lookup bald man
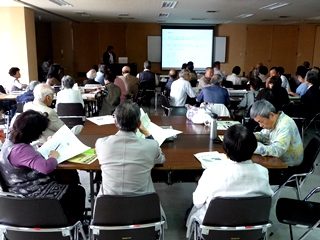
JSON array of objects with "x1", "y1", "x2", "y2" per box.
[
  {"x1": 165, "y1": 69, "x2": 177, "y2": 90},
  {"x1": 118, "y1": 66, "x2": 139, "y2": 98}
]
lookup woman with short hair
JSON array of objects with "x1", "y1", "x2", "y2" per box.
[{"x1": 56, "y1": 75, "x2": 84, "y2": 108}]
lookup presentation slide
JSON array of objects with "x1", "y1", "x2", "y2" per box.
[{"x1": 161, "y1": 27, "x2": 214, "y2": 70}]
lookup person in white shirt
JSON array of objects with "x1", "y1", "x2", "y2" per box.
[
  {"x1": 186, "y1": 124, "x2": 273, "y2": 238},
  {"x1": 56, "y1": 75, "x2": 84, "y2": 108},
  {"x1": 213, "y1": 61, "x2": 226, "y2": 79},
  {"x1": 7, "y1": 67, "x2": 27, "y2": 93},
  {"x1": 226, "y1": 66, "x2": 242, "y2": 85},
  {"x1": 278, "y1": 66, "x2": 291, "y2": 92},
  {"x1": 258, "y1": 66, "x2": 268, "y2": 83},
  {"x1": 170, "y1": 69, "x2": 196, "y2": 106}
]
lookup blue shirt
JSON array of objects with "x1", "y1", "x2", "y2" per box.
[
  {"x1": 296, "y1": 82, "x2": 308, "y2": 97},
  {"x1": 95, "y1": 72, "x2": 105, "y2": 86},
  {"x1": 16, "y1": 90, "x2": 34, "y2": 103},
  {"x1": 165, "y1": 78, "x2": 175, "y2": 89},
  {"x1": 197, "y1": 84, "x2": 230, "y2": 106}
]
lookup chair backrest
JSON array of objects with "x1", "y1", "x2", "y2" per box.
[
  {"x1": 281, "y1": 102, "x2": 305, "y2": 118},
  {"x1": 92, "y1": 193, "x2": 161, "y2": 226},
  {"x1": 57, "y1": 103, "x2": 86, "y2": 128},
  {"x1": 169, "y1": 106, "x2": 187, "y2": 116},
  {"x1": 294, "y1": 137, "x2": 320, "y2": 174},
  {"x1": 201, "y1": 196, "x2": 272, "y2": 239},
  {"x1": 160, "y1": 94, "x2": 170, "y2": 116},
  {"x1": 206, "y1": 103, "x2": 230, "y2": 117}
]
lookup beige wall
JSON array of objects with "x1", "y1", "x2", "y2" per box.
[
  {"x1": 44, "y1": 22, "x2": 319, "y2": 80},
  {"x1": 0, "y1": 7, "x2": 37, "y2": 86}
]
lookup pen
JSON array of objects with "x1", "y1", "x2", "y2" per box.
[{"x1": 55, "y1": 143, "x2": 61, "y2": 150}]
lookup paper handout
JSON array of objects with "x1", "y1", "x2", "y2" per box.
[
  {"x1": 67, "y1": 149, "x2": 97, "y2": 165},
  {"x1": 217, "y1": 121, "x2": 241, "y2": 130},
  {"x1": 37, "y1": 125, "x2": 91, "y2": 163},
  {"x1": 87, "y1": 115, "x2": 115, "y2": 126},
  {"x1": 136, "y1": 109, "x2": 182, "y2": 146},
  {"x1": 194, "y1": 151, "x2": 227, "y2": 169}
]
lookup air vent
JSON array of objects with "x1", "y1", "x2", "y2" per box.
[
  {"x1": 279, "y1": 16, "x2": 289, "y2": 18},
  {"x1": 234, "y1": 14, "x2": 253, "y2": 19},
  {"x1": 118, "y1": 13, "x2": 129, "y2": 17},
  {"x1": 159, "y1": 13, "x2": 170, "y2": 18},
  {"x1": 191, "y1": 18, "x2": 205, "y2": 21},
  {"x1": 119, "y1": 17, "x2": 134, "y2": 20},
  {"x1": 207, "y1": 11, "x2": 218, "y2": 13},
  {"x1": 261, "y1": 19, "x2": 276, "y2": 21},
  {"x1": 161, "y1": 1, "x2": 177, "y2": 8}
]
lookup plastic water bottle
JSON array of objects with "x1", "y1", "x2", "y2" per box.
[{"x1": 210, "y1": 113, "x2": 218, "y2": 140}]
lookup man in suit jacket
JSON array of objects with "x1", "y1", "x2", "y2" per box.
[
  {"x1": 103, "y1": 45, "x2": 116, "y2": 65},
  {"x1": 95, "y1": 100, "x2": 166, "y2": 219},
  {"x1": 118, "y1": 66, "x2": 139, "y2": 98},
  {"x1": 23, "y1": 83, "x2": 64, "y2": 143}
]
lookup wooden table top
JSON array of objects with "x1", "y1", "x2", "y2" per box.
[{"x1": 58, "y1": 116, "x2": 288, "y2": 170}]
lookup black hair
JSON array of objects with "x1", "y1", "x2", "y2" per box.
[
  {"x1": 223, "y1": 124, "x2": 257, "y2": 162},
  {"x1": 232, "y1": 66, "x2": 241, "y2": 75},
  {"x1": 259, "y1": 66, "x2": 268, "y2": 75},
  {"x1": 8, "y1": 67, "x2": 20, "y2": 77},
  {"x1": 249, "y1": 76, "x2": 262, "y2": 91},
  {"x1": 10, "y1": 110, "x2": 50, "y2": 144},
  {"x1": 107, "y1": 46, "x2": 114, "y2": 51},
  {"x1": 278, "y1": 66, "x2": 285, "y2": 75},
  {"x1": 114, "y1": 100, "x2": 140, "y2": 131},
  {"x1": 296, "y1": 66, "x2": 308, "y2": 78},
  {"x1": 47, "y1": 63, "x2": 61, "y2": 80},
  {"x1": 104, "y1": 73, "x2": 116, "y2": 83}
]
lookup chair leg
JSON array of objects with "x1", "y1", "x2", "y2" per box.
[
  {"x1": 269, "y1": 223, "x2": 282, "y2": 237},
  {"x1": 289, "y1": 225, "x2": 294, "y2": 240},
  {"x1": 298, "y1": 219, "x2": 320, "y2": 240}
]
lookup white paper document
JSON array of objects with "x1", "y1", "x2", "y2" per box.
[
  {"x1": 194, "y1": 151, "x2": 227, "y2": 169},
  {"x1": 37, "y1": 125, "x2": 90, "y2": 163},
  {"x1": 217, "y1": 121, "x2": 241, "y2": 130},
  {"x1": 136, "y1": 109, "x2": 182, "y2": 146},
  {"x1": 87, "y1": 115, "x2": 115, "y2": 126}
]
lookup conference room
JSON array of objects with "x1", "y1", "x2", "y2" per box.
[{"x1": 1, "y1": 0, "x2": 320, "y2": 239}]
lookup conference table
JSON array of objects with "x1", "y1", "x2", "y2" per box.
[{"x1": 57, "y1": 116, "x2": 288, "y2": 210}]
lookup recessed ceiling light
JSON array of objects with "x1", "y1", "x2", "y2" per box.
[
  {"x1": 260, "y1": 2, "x2": 290, "y2": 10},
  {"x1": 235, "y1": 14, "x2": 253, "y2": 19},
  {"x1": 159, "y1": 13, "x2": 170, "y2": 18},
  {"x1": 49, "y1": 0, "x2": 73, "y2": 7},
  {"x1": 161, "y1": 1, "x2": 177, "y2": 8}
]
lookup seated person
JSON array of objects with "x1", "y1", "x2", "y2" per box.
[
  {"x1": 258, "y1": 65, "x2": 268, "y2": 83},
  {"x1": 56, "y1": 75, "x2": 84, "y2": 108},
  {"x1": 300, "y1": 70, "x2": 320, "y2": 120},
  {"x1": 24, "y1": 83, "x2": 65, "y2": 143},
  {"x1": 197, "y1": 74, "x2": 230, "y2": 107},
  {"x1": 0, "y1": 110, "x2": 85, "y2": 224},
  {"x1": 237, "y1": 76, "x2": 262, "y2": 114},
  {"x1": 256, "y1": 76, "x2": 289, "y2": 111},
  {"x1": 250, "y1": 100, "x2": 303, "y2": 166},
  {"x1": 46, "y1": 64, "x2": 61, "y2": 86},
  {"x1": 95, "y1": 64, "x2": 107, "y2": 86},
  {"x1": 288, "y1": 66, "x2": 308, "y2": 97},
  {"x1": 186, "y1": 124, "x2": 273, "y2": 238},
  {"x1": 226, "y1": 66, "x2": 241, "y2": 85},
  {"x1": 83, "y1": 69, "x2": 99, "y2": 86},
  {"x1": 186, "y1": 62, "x2": 197, "y2": 87},
  {"x1": 170, "y1": 69, "x2": 196, "y2": 106},
  {"x1": 7, "y1": 67, "x2": 27, "y2": 93},
  {"x1": 16, "y1": 80, "x2": 40, "y2": 103},
  {"x1": 96, "y1": 100, "x2": 166, "y2": 220},
  {"x1": 198, "y1": 67, "x2": 213, "y2": 89},
  {"x1": 137, "y1": 60, "x2": 158, "y2": 90},
  {"x1": 98, "y1": 73, "x2": 121, "y2": 116},
  {"x1": 164, "y1": 69, "x2": 177, "y2": 94}
]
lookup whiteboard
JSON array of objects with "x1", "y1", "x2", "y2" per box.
[
  {"x1": 214, "y1": 37, "x2": 226, "y2": 63},
  {"x1": 148, "y1": 36, "x2": 161, "y2": 62}
]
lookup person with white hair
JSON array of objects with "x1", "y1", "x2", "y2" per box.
[
  {"x1": 170, "y1": 69, "x2": 196, "y2": 106},
  {"x1": 56, "y1": 75, "x2": 84, "y2": 108},
  {"x1": 117, "y1": 66, "x2": 139, "y2": 99},
  {"x1": 83, "y1": 69, "x2": 99, "y2": 86},
  {"x1": 16, "y1": 80, "x2": 40, "y2": 103},
  {"x1": 23, "y1": 83, "x2": 65, "y2": 143}
]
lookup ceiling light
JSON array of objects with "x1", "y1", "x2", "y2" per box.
[
  {"x1": 222, "y1": 20, "x2": 232, "y2": 24},
  {"x1": 159, "y1": 13, "x2": 170, "y2": 18},
  {"x1": 260, "y1": 2, "x2": 290, "y2": 10},
  {"x1": 191, "y1": 18, "x2": 205, "y2": 20},
  {"x1": 118, "y1": 13, "x2": 129, "y2": 17},
  {"x1": 157, "y1": 20, "x2": 166, "y2": 23},
  {"x1": 161, "y1": 1, "x2": 177, "y2": 8},
  {"x1": 49, "y1": 0, "x2": 73, "y2": 7},
  {"x1": 74, "y1": 11, "x2": 90, "y2": 17},
  {"x1": 234, "y1": 14, "x2": 253, "y2": 19}
]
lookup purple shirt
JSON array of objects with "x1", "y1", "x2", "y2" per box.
[{"x1": 8, "y1": 143, "x2": 58, "y2": 174}]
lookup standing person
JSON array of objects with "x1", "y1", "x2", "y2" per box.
[
  {"x1": 186, "y1": 124, "x2": 273, "y2": 238},
  {"x1": 198, "y1": 67, "x2": 213, "y2": 89},
  {"x1": 56, "y1": 75, "x2": 84, "y2": 108},
  {"x1": 103, "y1": 45, "x2": 116, "y2": 65},
  {"x1": 96, "y1": 100, "x2": 166, "y2": 219},
  {"x1": 0, "y1": 110, "x2": 85, "y2": 225},
  {"x1": 137, "y1": 60, "x2": 159, "y2": 90},
  {"x1": 46, "y1": 63, "x2": 61, "y2": 86},
  {"x1": 170, "y1": 69, "x2": 196, "y2": 106},
  {"x1": 98, "y1": 73, "x2": 121, "y2": 116},
  {"x1": 7, "y1": 67, "x2": 27, "y2": 93}
]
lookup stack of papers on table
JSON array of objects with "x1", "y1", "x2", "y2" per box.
[
  {"x1": 194, "y1": 151, "x2": 227, "y2": 169},
  {"x1": 87, "y1": 115, "x2": 114, "y2": 125},
  {"x1": 67, "y1": 149, "x2": 97, "y2": 165},
  {"x1": 37, "y1": 125, "x2": 90, "y2": 164},
  {"x1": 136, "y1": 109, "x2": 182, "y2": 146},
  {"x1": 217, "y1": 121, "x2": 241, "y2": 130}
]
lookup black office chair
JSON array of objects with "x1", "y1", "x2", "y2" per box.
[
  {"x1": 273, "y1": 137, "x2": 320, "y2": 200},
  {"x1": 190, "y1": 196, "x2": 272, "y2": 240},
  {"x1": 90, "y1": 193, "x2": 165, "y2": 240},
  {"x1": 276, "y1": 186, "x2": 320, "y2": 240},
  {"x1": 57, "y1": 103, "x2": 86, "y2": 128},
  {"x1": 0, "y1": 192, "x2": 86, "y2": 240},
  {"x1": 159, "y1": 93, "x2": 187, "y2": 116}
]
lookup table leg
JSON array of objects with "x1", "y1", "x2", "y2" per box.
[{"x1": 89, "y1": 170, "x2": 95, "y2": 211}]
